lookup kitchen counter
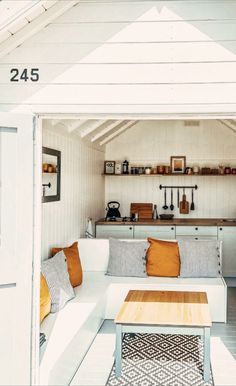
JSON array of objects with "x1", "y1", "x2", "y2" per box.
[{"x1": 95, "y1": 218, "x2": 236, "y2": 226}]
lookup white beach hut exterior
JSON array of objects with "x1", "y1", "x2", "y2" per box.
[{"x1": 1, "y1": 0, "x2": 236, "y2": 385}]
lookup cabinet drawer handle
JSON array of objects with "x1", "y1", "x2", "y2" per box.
[
  {"x1": 195, "y1": 227, "x2": 198, "y2": 231},
  {"x1": 171, "y1": 227, "x2": 174, "y2": 230},
  {"x1": 129, "y1": 227, "x2": 133, "y2": 230},
  {"x1": 195, "y1": 237, "x2": 198, "y2": 240},
  {"x1": 219, "y1": 227, "x2": 222, "y2": 231}
]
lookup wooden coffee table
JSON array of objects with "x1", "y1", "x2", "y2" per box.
[{"x1": 114, "y1": 290, "x2": 212, "y2": 381}]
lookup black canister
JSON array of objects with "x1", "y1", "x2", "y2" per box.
[{"x1": 122, "y1": 159, "x2": 129, "y2": 174}]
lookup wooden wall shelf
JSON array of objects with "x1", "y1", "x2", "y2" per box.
[{"x1": 102, "y1": 173, "x2": 236, "y2": 177}]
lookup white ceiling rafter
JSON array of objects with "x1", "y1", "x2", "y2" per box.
[
  {"x1": 100, "y1": 121, "x2": 138, "y2": 146},
  {"x1": 80, "y1": 120, "x2": 107, "y2": 138},
  {"x1": 91, "y1": 120, "x2": 124, "y2": 142},
  {"x1": 51, "y1": 119, "x2": 62, "y2": 127},
  {"x1": 219, "y1": 119, "x2": 236, "y2": 134},
  {"x1": 67, "y1": 119, "x2": 88, "y2": 133}
]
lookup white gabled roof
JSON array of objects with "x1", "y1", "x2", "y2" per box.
[
  {"x1": 0, "y1": 0, "x2": 79, "y2": 57},
  {"x1": 0, "y1": 0, "x2": 58, "y2": 43}
]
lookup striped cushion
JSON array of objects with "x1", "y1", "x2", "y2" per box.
[{"x1": 42, "y1": 251, "x2": 75, "y2": 312}]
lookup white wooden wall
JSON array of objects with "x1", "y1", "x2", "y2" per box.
[
  {"x1": 105, "y1": 119, "x2": 236, "y2": 218},
  {"x1": 1, "y1": 0, "x2": 236, "y2": 115},
  {"x1": 42, "y1": 121, "x2": 105, "y2": 259}
]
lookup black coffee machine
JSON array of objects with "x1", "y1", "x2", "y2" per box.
[{"x1": 105, "y1": 201, "x2": 121, "y2": 221}]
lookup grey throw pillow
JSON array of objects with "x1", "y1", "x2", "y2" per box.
[
  {"x1": 42, "y1": 251, "x2": 75, "y2": 313},
  {"x1": 107, "y1": 239, "x2": 148, "y2": 277},
  {"x1": 178, "y1": 239, "x2": 221, "y2": 278}
]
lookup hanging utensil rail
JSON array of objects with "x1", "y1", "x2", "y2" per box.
[{"x1": 159, "y1": 184, "x2": 198, "y2": 190}]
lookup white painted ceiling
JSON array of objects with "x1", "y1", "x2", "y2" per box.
[{"x1": 46, "y1": 119, "x2": 236, "y2": 146}]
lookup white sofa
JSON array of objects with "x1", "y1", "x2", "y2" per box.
[{"x1": 40, "y1": 238, "x2": 227, "y2": 386}]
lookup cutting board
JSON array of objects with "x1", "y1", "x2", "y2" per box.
[
  {"x1": 130, "y1": 203, "x2": 153, "y2": 219},
  {"x1": 179, "y1": 194, "x2": 189, "y2": 214}
]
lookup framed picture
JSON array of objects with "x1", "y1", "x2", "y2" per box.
[
  {"x1": 104, "y1": 161, "x2": 115, "y2": 174},
  {"x1": 170, "y1": 156, "x2": 186, "y2": 174}
]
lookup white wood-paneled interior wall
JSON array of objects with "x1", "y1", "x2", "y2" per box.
[
  {"x1": 105, "y1": 120, "x2": 236, "y2": 218},
  {"x1": 1, "y1": 0, "x2": 236, "y2": 115},
  {"x1": 42, "y1": 121, "x2": 105, "y2": 260}
]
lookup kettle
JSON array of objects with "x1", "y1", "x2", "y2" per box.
[{"x1": 106, "y1": 201, "x2": 121, "y2": 220}]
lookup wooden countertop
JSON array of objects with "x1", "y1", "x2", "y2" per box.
[{"x1": 96, "y1": 218, "x2": 236, "y2": 226}]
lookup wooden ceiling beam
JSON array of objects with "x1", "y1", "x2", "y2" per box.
[
  {"x1": 80, "y1": 120, "x2": 107, "y2": 138},
  {"x1": 100, "y1": 121, "x2": 138, "y2": 146},
  {"x1": 91, "y1": 120, "x2": 124, "y2": 142},
  {"x1": 219, "y1": 119, "x2": 236, "y2": 134},
  {"x1": 67, "y1": 119, "x2": 88, "y2": 133}
]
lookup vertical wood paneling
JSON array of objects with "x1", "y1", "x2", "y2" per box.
[
  {"x1": 42, "y1": 123, "x2": 105, "y2": 259},
  {"x1": 105, "y1": 120, "x2": 236, "y2": 218}
]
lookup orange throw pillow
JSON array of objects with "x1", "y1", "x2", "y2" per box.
[
  {"x1": 146, "y1": 238, "x2": 180, "y2": 277},
  {"x1": 40, "y1": 274, "x2": 51, "y2": 323},
  {"x1": 51, "y1": 241, "x2": 83, "y2": 287}
]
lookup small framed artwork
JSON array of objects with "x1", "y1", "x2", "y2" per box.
[
  {"x1": 104, "y1": 161, "x2": 116, "y2": 174},
  {"x1": 170, "y1": 156, "x2": 186, "y2": 174}
]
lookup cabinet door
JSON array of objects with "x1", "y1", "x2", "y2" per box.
[
  {"x1": 96, "y1": 225, "x2": 134, "y2": 239},
  {"x1": 176, "y1": 226, "x2": 217, "y2": 237},
  {"x1": 218, "y1": 227, "x2": 236, "y2": 277},
  {"x1": 176, "y1": 236, "x2": 218, "y2": 241},
  {"x1": 133, "y1": 226, "x2": 175, "y2": 239}
]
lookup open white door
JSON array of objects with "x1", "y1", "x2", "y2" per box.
[{"x1": 0, "y1": 113, "x2": 35, "y2": 385}]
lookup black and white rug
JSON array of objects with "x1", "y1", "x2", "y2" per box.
[{"x1": 107, "y1": 333, "x2": 213, "y2": 386}]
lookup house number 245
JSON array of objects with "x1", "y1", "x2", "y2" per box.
[{"x1": 10, "y1": 68, "x2": 39, "y2": 82}]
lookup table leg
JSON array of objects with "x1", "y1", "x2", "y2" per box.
[
  {"x1": 115, "y1": 324, "x2": 122, "y2": 377},
  {"x1": 203, "y1": 327, "x2": 211, "y2": 381}
]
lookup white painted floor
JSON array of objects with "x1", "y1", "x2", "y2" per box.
[
  {"x1": 70, "y1": 320, "x2": 115, "y2": 386},
  {"x1": 71, "y1": 288, "x2": 236, "y2": 386}
]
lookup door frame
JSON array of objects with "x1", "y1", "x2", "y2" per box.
[
  {"x1": 33, "y1": 111, "x2": 236, "y2": 384},
  {"x1": 31, "y1": 115, "x2": 42, "y2": 386}
]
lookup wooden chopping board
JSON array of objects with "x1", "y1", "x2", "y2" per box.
[{"x1": 130, "y1": 203, "x2": 153, "y2": 219}]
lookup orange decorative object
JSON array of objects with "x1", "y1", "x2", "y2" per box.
[
  {"x1": 40, "y1": 274, "x2": 51, "y2": 323},
  {"x1": 51, "y1": 241, "x2": 83, "y2": 287},
  {"x1": 146, "y1": 238, "x2": 180, "y2": 277}
]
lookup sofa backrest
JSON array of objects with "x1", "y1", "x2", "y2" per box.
[
  {"x1": 77, "y1": 238, "x2": 223, "y2": 274},
  {"x1": 78, "y1": 239, "x2": 109, "y2": 271},
  {"x1": 77, "y1": 238, "x2": 147, "y2": 272}
]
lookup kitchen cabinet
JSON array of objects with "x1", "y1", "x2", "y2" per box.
[
  {"x1": 96, "y1": 225, "x2": 134, "y2": 239},
  {"x1": 176, "y1": 226, "x2": 218, "y2": 240},
  {"x1": 218, "y1": 226, "x2": 236, "y2": 277},
  {"x1": 133, "y1": 225, "x2": 175, "y2": 239}
]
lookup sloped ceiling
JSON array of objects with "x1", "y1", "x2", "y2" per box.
[{"x1": 49, "y1": 119, "x2": 138, "y2": 146}]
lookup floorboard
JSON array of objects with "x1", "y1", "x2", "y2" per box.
[{"x1": 70, "y1": 287, "x2": 236, "y2": 386}]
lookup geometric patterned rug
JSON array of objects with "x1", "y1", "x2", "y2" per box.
[{"x1": 107, "y1": 333, "x2": 214, "y2": 386}]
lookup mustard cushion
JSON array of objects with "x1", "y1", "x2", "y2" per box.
[
  {"x1": 146, "y1": 238, "x2": 180, "y2": 277},
  {"x1": 40, "y1": 273, "x2": 51, "y2": 323},
  {"x1": 51, "y1": 241, "x2": 83, "y2": 287}
]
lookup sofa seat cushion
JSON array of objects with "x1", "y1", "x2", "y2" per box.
[{"x1": 40, "y1": 273, "x2": 108, "y2": 385}]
